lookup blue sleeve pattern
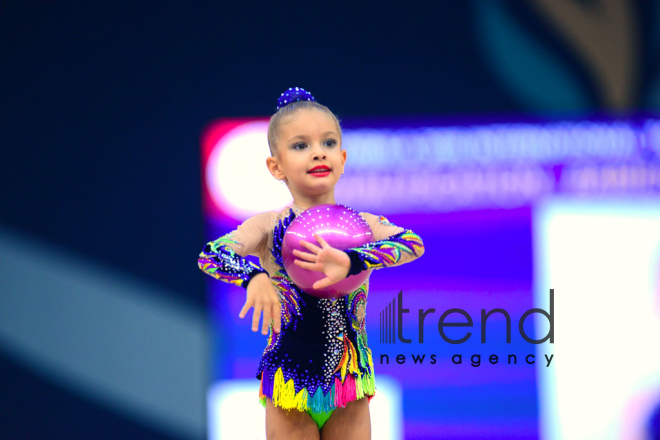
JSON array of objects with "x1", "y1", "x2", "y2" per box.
[
  {"x1": 343, "y1": 216, "x2": 424, "y2": 275},
  {"x1": 198, "y1": 231, "x2": 268, "y2": 289}
]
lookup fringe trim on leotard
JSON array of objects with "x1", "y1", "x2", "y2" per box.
[{"x1": 258, "y1": 366, "x2": 376, "y2": 412}]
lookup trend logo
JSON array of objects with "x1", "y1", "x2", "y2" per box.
[{"x1": 380, "y1": 289, "x2": 555, "y2": 345}]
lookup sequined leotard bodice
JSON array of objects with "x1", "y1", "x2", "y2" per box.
[{"x1": 198, "y1": 202, "x2": 424, "y2": 413}]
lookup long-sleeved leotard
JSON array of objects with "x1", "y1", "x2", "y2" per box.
[
  {"x1": 197, "y1": 212, "x2": 270, "y2": 288},
  {"x1": 198, "y1": 203, "x2": 424, "y2": 414}
]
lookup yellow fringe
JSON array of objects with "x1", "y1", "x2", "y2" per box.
[
  {"x1": 293, "y1": 388, "x2": 309, "y2": 411},
  {"x1": 272, "y1": 367, "x2": 311, "y2": 411},
  {"x1": 270, "y1": 362, "x2": 377, "y2": 411},
  {"x1": 355, "y1": 375, "x2": 363, "y2": 399}
]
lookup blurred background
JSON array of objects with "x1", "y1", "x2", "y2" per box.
[{"x1": 2, "y1": 1, "x2": 660, "y2": 439}]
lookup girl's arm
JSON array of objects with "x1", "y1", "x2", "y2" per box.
[
  {"x1": 198, "y1": 212, "x2": 270, "y2": 289},
  {"x1": 343, "y1": 213, "x2": 424, "y2": 275}
]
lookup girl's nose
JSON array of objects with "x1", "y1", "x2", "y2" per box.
[{"x1": 312, "y1": 145, "x2": 326, "y2": 160}]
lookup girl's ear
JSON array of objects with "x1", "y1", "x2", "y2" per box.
[
  {"x1": 266, "y1": 156, "x2": 284, "y2": 180},
  {"x1": 341, "y1": 149, "x2": 347, "y2": 170}
]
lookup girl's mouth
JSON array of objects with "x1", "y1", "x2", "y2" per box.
[{"x1": 308, "y1": 166, "x2": 331, "y2": 177}]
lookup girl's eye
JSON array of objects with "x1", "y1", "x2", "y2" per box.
[
  {"x1": 293, "y1": 143, "x2": 307, "y2": 150},
  {"x1": 324, "y1": 139, "x2": 337, "y2": 147}
]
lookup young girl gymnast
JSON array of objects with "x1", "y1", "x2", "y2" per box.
[{"x1": 198, "y1": 87, "x2": 425, "y2": 440}]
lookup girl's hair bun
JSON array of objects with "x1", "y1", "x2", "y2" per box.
[{"x1": 277, "y1": 87, "x2": 316, "y2": 110}]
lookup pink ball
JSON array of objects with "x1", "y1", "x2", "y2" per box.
[{"x1": 282, "y1": 204, "x2": 373, "y2": 299}]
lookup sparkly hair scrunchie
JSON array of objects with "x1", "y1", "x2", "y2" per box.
[{"x1": 277, "y1": 87, "x2": 316, "y2": 110}]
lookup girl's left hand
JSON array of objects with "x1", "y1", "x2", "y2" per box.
[{"x1": 293, "y1": 233, "x2": 351, "y2": 290}]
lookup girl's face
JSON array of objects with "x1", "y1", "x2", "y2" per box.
[{"x1": 267, "y1": 108, "x2": 346, "y2": 198}]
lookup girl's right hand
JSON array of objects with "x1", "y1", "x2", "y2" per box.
[{"x1": 239, "y1": 272, "x2": 282, "y2": 335}]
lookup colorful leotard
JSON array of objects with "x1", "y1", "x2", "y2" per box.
[{"x1": 198, "y1": 202, "x2": 424, "y2": 427}]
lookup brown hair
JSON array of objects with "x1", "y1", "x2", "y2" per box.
[{"x1": 267, "y1": 101, "x2": 342, "y2": 156}]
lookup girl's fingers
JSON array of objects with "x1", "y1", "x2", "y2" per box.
[
  {"x1": 299, "y1": 239, "x2": 322, "y2": 254},
  {"x1": 239, "y1": 300, "x2": 252, "y2": 319},
  {"x1": 251, "y1": 303, "x2": 262, "y2": 332},
  {"x1": 262, "y1": 306, "x2": 271, "y2": 335},
  {"x1": 313, "y1": 276, "x2": 335, "y2": 290},
  {"x1": 293, "y1": 248, "x2": 317, "y2": 262},
  {"x1": 312, "y1": 233, "x2": 330, "y2": 248},
  {"x1": 294, "y1": 259, "x2": 320, "y2": 271}
]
